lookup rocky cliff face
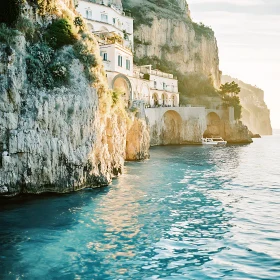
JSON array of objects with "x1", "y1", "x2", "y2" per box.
[
  {"x1": 122, "y1": 0, "x2": 221, "y2": 87},
  {"x1": 0, "y1": 0, "x2": 149, "y2": 196},
  {"x1": 222, "y1": 75, "x2": 272, "y2": 135}
]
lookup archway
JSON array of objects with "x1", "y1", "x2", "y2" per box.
[
  {"x1": 203, "y1": 112, "x2": 222, "y2": 137},
  {"x1": 162, "y1": 93, "x2": 168, "y2": 106},
  {"x1": 152, "y1": 93, "x2": 159, "y2": 107},
  {"x1": 161, "y1": 110, "x2": 183, "y2": 145},
  {"x1": 112, "y1": 74, "x2": 132, "y2": 103}
]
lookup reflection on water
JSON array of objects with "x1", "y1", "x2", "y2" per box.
[{"x1": 0, "y1": 136, "x2": 280, "y2": 279}]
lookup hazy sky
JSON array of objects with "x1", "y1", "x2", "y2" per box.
[{"x1": 187, "y1": 0, "x2": 280, "y2": 129}]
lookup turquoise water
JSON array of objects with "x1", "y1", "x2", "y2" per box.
[{"x1": 0, "y1": 135, "x2": 280, "y2": 280}]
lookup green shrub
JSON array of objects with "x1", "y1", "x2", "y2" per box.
[
  {"x1": 73, "y1": 40, "x2": 98, "y2": 82},
  {"x1": 15, "y1": 16, "x2": 36, "y2": 41},
  {"x1": 192, "y1": 22, "x2": 214, "y2": 39},
  {"x1": 49, "y1": 62, "x2": 69, "y2": 83},
  {"x1": 45, "y1": 18, "x2": 77, "y2": 49},
  {"x1": 0, "y1": 23, "x2": 20, "y2": 45},
  {"x1": 26, "y1": 43, "x2": 54, "y2": 88},
  {"x1": 143, "y1": 73, "x2": 150, "y2": 80},
  {"x1": 74, "y1": 16, "x2": 84, "y2": 30},
  {"x1": 73, "y1": 41, "x2": 97, "y2": 66},
  {"x1": 112, "y1": 89, "x2": 121, "y2": 105}
]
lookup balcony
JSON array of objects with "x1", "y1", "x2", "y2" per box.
[
  {"x1": 93, "y1": 31, "x2": 132, "y2": 52},
  {"x1": 138, "y1": 65, "x2": 175, "y2": 79}
]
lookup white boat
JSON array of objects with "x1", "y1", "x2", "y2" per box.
[{"x1": 201, "y1": 136, "x2": 227, "y2": 146}]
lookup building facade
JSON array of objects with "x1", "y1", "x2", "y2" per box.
[{"x1": 77, "y1": 0, "x2": 180, "y2": 108}]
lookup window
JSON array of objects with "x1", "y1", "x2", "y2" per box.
[
  {"x1": 163, "y1": 82, "x2": 166, "y2": 90},
  {"x1": 86, "y1": 9, "x2": 92, "y2": 19},
  {"x1": 101, "y1": 13, "x2": 108, "y2": 23},
  {"x1": 118, "y1": 55, "x2": 123, "y2": 67},
  {"x1": 154, "y1": 81, "x2": 157, "y2": 89},
  {"x1": 126, "y1": 59, "x2": 130, "y2": 70},
  {"x1": 103, "y1": 53, "x2": 108, "y2": 61},
  {"x1": 113, "y1": 18, "x2": 116, "y2": 25}
]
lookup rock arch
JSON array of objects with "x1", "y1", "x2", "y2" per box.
[
  {"x1": 203, "y1": 112, "x2": 222, "y2": 137},
  {"x1": 161, "y1": 110, "x2": 183, "y2": 145},
  {"x1": 112, "y1": 74, "x2": 132, "y2": 102}
]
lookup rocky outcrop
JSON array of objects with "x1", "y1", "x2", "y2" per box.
[
  {"x1": 0, "y1": 0, "x2": 149, "y2": 196},
  {"x1": 222, "y1": 75, "x2": 272, "y2": 135},
  {"x1": 126, "y1": 117, "x2": 150, "y2": 160},
  {"x1": 224, "y1": 122, "x2": 253, "y2": 144},
  {"x1": 122, "y1": 0, "x2": 221, "y2": 87}
]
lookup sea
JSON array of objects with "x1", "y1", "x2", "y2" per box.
[{"x1": 0, "y1": 133, "x2": 279, "y2": 280}]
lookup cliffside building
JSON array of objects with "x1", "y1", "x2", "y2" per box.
[{"x1": 76, "y1": 0, "x2": 180, "y2": 107}]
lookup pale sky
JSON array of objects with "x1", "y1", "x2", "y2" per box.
[{"x1": 187, "y1": 0, "x2": 280, "y2": 129}]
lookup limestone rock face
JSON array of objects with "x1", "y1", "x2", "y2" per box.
[
  {"x1": 0, "y1": 2, "x2": 150, "y2": 196},
  {"x1": 222, "y1": 75, "x2": 272, "y2": 135},
  {"x1": 126, "y1": 117, "x2": 150, "y2": 160},
  {"x1": 224, "y1": 122, "x2": 253, "y2": 144},
  {"x1": 122, "y1": 0, "x2": 221, "y2": 87}
]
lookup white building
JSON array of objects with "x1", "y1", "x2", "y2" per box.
[
  {"x1": 77, "y1": 0, "x2": 133, "y2": 50},
  {"x1": 133, "y1": 66, "x2": 180, "y2": 107},
  {"x1": 76, "y1": 0, "x2": 180, "y2": 107}
]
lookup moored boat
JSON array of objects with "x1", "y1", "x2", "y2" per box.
[{"x1": 201, "y1": 136, "x2": 227, "y2": 146}]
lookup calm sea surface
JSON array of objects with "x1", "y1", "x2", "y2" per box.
[{"x1": 0, "y1": 134, "x2": 280, "y2": 280}]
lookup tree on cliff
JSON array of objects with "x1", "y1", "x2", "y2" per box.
[
  {"x1": 220, "y1": 81, "x2": 241, "y2": 96},
  {"x1": 219, "y1": 81, "x2": 242, "y2": 120}
]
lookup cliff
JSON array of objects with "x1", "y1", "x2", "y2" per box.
[
  {"x1": 222, "y1": 75, "x2": 272, "y2": 135},
  {"x1": 0, "y1": 0, "x2": 149, "y2": 196},
  {"x1": 122, "y1": 0, "x2": 221, "y2": 88}
]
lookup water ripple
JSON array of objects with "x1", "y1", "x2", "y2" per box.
[{"x1": 0, "y1": 136, "x2": 280, "y2": 279}]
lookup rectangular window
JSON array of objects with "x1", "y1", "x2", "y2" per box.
[
  {"x1": 101, "y1": 13, "x2": 108, "y2": 23},
  {"x1": 103, "y1": 53, "x2": 108, "y2": 61},
  {"x1": 113, "y1": 18, "x2": 116, "y2": 25},
  {"x1": 163, "y1": 82, "x2": 166, "y2": 90},
  {"x1": 154, "y1": 81, "x2": 157, "y2": 89},
  {"x1": 126, "y1": 59, "x2": 130, "y2": 70},
  {"x1": 118, "y1": 55, "x2": 123, "y2": 67},
  {"x1": 86, "y1": 10, "x2": 92, "y2": 19}
]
